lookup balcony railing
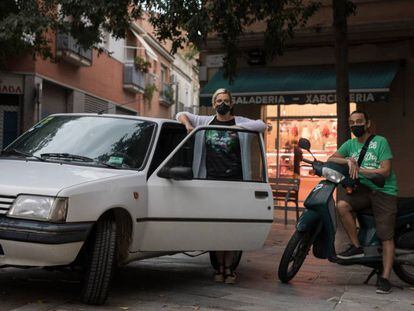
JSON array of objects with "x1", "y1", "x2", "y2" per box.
[
  {"x1": 123, "y1": 64, "x2": 146, "y2": 93},
  {"x1": 160, "y1": 82, "x2": 174, "y2": 106},
  {"x1": 56, "y1": 33, "x2": 92, "y2": 66}
]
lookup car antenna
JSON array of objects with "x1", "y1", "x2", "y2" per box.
[{"x1": 97, "y1": 99, "x2": 139, "y2": 115}]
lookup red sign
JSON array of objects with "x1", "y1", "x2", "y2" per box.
[{"x1": 0, "y1": 75, "x2": 23, "y2": 94}]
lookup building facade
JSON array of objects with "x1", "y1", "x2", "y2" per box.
[
  {"x1": 199, "y1": 0, "x2": 414, "y2": 197},
  {"x1": 171, "y1": 52, "x2": 200, "y2": 117},
  {"x1": 0, "y1": 16, "x2": 200, "y2": 149}
]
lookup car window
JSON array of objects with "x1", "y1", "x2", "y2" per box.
[
  {"x1": 5, "y1": 116, "x2": 156, "y2": 170},
  {"x1": 162, "y1": 127, "x2": 265, "y2": 182},
  {"x1": 148, "y1": 123, "x2": 187, "y2": 178}
]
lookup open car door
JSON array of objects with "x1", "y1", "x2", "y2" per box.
[{"x1": 139, "y1": 126, "x2": 273, "y2": 251}]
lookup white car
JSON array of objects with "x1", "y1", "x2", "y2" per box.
[{"x1": 0, "y1": 114, "x2": 273, "y2": 304}]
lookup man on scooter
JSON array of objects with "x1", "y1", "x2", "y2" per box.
[{"x1": 328, "y1": 110, "x2": 398, "y2": 294}]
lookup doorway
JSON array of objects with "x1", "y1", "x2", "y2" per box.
[{"x1": 2, "y1": 111, "x2": 19, "y2": 148}]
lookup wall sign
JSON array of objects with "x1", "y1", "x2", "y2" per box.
[
  {"x1": 0, "y1": 74, "x2": 23, "y2": 95},
  {"x1": 200, "y1": 91, "x2": 388, "y2": 106},
  {"x1": 205, "y1": 54, "x2": 225, "y2": 68}
]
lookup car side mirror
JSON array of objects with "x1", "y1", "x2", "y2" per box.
[
  {"x1": 157, "y1": 166, "x2": 193, "y2": 180},
  {"x1": 298, "y1": 138, "x2": 311, "y2": 151}
]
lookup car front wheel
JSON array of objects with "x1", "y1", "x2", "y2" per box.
[{"x1": 81, "y1": 214, "x2": 118, "y2": 305}]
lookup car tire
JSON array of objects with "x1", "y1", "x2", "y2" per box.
[
  {"x1": 81, "y1": 214, "x2": 117, "y2": 305},
  {"x1": 209, "y1": 251, "x2": 243, "y2": 271}
]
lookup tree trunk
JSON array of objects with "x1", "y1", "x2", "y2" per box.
[{"x1": 333, "y1": 0, "x2": 351, "y2": 147}]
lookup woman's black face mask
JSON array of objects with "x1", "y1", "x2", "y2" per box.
[{"x1": 215, "y1": 102, "x2": 231, "y2": 115}]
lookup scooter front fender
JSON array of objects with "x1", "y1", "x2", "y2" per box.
[{"x1": 296, "y1": 209, "x2": 322, "y2": 232}]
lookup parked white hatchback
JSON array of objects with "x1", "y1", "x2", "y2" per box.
[{"x1": 0, "y1": 114, "x2": 273, "y2": 304}]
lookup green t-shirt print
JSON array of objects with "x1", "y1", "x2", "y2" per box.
[{"x1": 337, "y1": 135, "x2": 398, "y2": 196}]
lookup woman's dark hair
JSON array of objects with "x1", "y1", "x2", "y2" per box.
[{"x1": 350, "y1": 110, "x2": 369, "y2": 122}]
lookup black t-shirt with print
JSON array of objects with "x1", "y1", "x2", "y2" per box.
[{"x1": 205, "y1": 117, "x2": 243, "y2": 180}]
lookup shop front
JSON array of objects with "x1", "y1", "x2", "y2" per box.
[
  {"x1": 264, "y1": 103, "x2": 356, "y2": 201},
  {"x1": 0, "y1": 73, "x2": 23, "y2": 149},
  {"x1": 200, "y1": 62, "x2": 399, "y2": 203}
]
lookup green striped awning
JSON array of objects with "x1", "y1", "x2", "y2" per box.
[{"x1": 200, "y1": 62, "x2": 399, "y2": 106}]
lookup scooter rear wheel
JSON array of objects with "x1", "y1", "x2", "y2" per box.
[
  {"x1": 393, "y1": 263, "x2": 414, "y2": 285},
  {"x1": 278, "y1": 230, "x2": 312, "y2": 283}
]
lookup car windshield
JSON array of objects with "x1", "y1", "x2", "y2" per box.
[{"x1": 4, "y1": 115, "x2": 156, "y2": 169}]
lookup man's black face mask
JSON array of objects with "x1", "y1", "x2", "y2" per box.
[
  {"x1": 351, "y1": 125, "x2": 366, "y2": 138},
  {"x1": 216, "y1": 102, "x2": 231, "y2": 115}
]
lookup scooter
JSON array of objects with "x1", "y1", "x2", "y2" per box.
[{"x1": 278, "y1": 138, "x2": 414, "y2": 286}]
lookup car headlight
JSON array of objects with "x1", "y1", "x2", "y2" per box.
[
  {"x1": 8, "y1": 195, "x2": 68, "y2": 222},
  {"x1": 322, "y1": 167, "x2": 345, "y2": 184}
]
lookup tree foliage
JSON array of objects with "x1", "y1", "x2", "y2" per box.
[{"x1": 1, "y1": 0, "x2": 321, "y2": 79}]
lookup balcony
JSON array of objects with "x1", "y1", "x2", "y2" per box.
[
  {"x1": 56, "y1": 33, "x2": 92, "y2": 66},
  {"x1": 123, "y1": 64, "x2": 146, "y2": 93},
  {"x1": 160, "y1": 82, "x2": 174, "y2": 106}
]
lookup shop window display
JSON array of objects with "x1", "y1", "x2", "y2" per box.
[
  {"x1": 266, "y1": 119, "x2": 338, "y2": 178},
  {"x1": 265, "y1": 103, "x2": 355, "y2": 203}
]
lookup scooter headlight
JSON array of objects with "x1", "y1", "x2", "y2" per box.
[{"x1": 322, "y1": 167, "x2": 345, "y2": 183}]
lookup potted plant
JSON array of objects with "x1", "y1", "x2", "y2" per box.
[
  {"x1": 134, "y1": 56, "x2": 151, "y2": 73},
  {"x1": 164, "y1": 86, "x2": 174, "y2": 103},
  {"x1": 144, "y1": 83, "x2": 158, "y2": 104}
]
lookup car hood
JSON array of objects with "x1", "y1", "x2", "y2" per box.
[{"x1": 0, "y1": 159, "x2": 136, "y2": 196}]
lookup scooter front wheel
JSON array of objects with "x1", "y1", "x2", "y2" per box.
[{"x1": 278, "y1": 230, "x2": 313, "y2": 283}]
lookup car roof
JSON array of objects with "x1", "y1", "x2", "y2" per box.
[{"x1": 48, "y1": 113, "x2": 180, "y2": 125}]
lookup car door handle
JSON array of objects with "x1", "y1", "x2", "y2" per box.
[{"x1": 255, "y1": 191, "x2": 269, "y2": 198}]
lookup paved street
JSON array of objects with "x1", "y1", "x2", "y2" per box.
[{"x1": 0, "y1": 212, "x2": 413, "y2": 311}]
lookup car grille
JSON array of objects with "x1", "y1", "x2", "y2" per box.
[{"x1": 0, "y1": 195, "x2": 16, "y2": 215}]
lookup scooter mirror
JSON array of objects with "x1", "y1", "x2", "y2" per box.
[{"x1": 298, "y1": 138, "x2": 311, "y2": 151}]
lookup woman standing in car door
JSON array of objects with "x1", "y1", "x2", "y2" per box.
[{"x1": 176, "y1": 88, "x2": 266, "y2": 284}]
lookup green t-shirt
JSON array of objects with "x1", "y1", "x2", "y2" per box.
[{"x1": 337, "y1": 135, "x2": 398, "y2": 196}]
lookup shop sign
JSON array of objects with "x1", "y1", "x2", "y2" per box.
[
  {"x1": 233, "y1": 95, "x2": 286, "y2": 105},
  {"x1": 200, "y1": 91, "x2": 389, "y2": 106},
  {"x1": 230, "y1": 92, "x2": 387, "y2": 105},
  {"x1": 0, "y1": 74, "x2": 23, "y2": 94},
  {"x1": 304, "y1": 92, "x2": 377, "y2": 104}
]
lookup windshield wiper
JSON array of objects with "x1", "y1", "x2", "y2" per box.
[
  {"x1": 40, "y1": 153, "x2": 121, "y2": 169},
  {"x1": 1, "y1": 148, "x2": 45, "y2": 161},
  {"x1": 40, "y1": 153, "x2": 94, "y2": 162}
]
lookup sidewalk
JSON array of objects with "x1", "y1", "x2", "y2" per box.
[{"x1": 0, "y1": 214, "x2": 413, "y2": 310}]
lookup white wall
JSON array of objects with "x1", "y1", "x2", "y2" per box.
[
  {"x1": 173, "y1": 53, "x2": 199, "y2": 113},
  {"x1": 101, "y1": 31, "x2": 126, "y2": 64},
  {"x1": 108, "y1": 36, "x2": 126, "y2": 64}
]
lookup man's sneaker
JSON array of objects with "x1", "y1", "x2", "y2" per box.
[
  {"x1": 376, "y1": 277, "x2": 392, "y2": 294},
  {"x1": 337, "y1": 245, "x2": 364, "y2": 259}
]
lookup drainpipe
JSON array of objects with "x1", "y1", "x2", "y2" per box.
[
  {"x1": 172, "y1": 81, "x2": 179, "y2": 116},
  {"x1": 35, "y1": 82, "x2": 43, "y2": 122}
]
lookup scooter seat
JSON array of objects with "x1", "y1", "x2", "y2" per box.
[{"x1": 356, "y1": 197, "x2": 414, "y2": 217}]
